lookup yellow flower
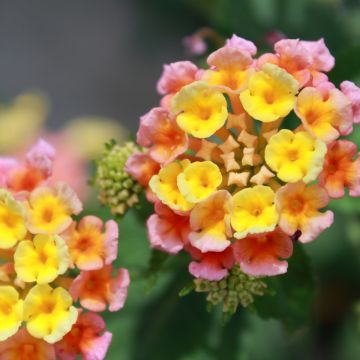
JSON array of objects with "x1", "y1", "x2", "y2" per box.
[
  {"x1": 0, "y1": 190, "x2": 27, "y2": 249},
  {"x1": 240, "y1": 63, "x2": 298, "y2": 122},
  {"x1": 23, "y1": 284, "x2": 78, "y2": 344},
  {"x1": 177, "y1": 161, "x2": 223, "y2": 203},
  {"x1": 149, "y1": 160, "x2": 194, "y2": 212},
  {"x1": 0, "y1": 286, "x2": 23, "y2": 341},
  {"x1": 231, "y1": 185, "x2": 278, "y2": 239},
  {"x1": 26, "y1": 183, "x2": 82, "y2": 234},
  {"x1": 264, "y1": 129, "x2": 327, "y2": 183},
  {"x1": 14, "y1": 234, "x2": 70, "y2": 284},
  {"x1": 171, "y1": 81, "x2": 228, "y2": 138}
]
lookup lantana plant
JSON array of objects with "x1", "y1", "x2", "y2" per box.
[
  {"x1": 0, "y1": 139, "x2": 129, "y2": 359},
  {"x1": 95, "y1": 35, "x2": 360, "y2": 315}
]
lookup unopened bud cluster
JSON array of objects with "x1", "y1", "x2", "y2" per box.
[
  {"x1": 95, "y1": 141, "x2": 142, "y2": 215},
  {"x1": 194, "y1": 265, "x2": 267, "y2": 314}
]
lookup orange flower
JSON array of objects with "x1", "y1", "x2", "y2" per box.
[
  {"x1": 0, "y1": 328, "x2": 55, "y2": 360},
  {"x1": 63, "y1": 216, "x2": 118, "y2": 271},
  {"x1": 318, "y1": 140, "x2": 360, "y2": 198},
  {"x1": 70, "y1": 265, "x2": 130, "y2": 312}
]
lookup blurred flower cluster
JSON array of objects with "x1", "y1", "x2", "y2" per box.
[
  {"x1": 0, "y1": 139, "x2": 129, "y2": 359},
  {"x1": 101, "y1": 35, "x2": 360, "y2": 312}
]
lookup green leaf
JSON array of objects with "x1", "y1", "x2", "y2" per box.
[{"x1": 253, "y1": 243, "x2": 314, "y2": 332}]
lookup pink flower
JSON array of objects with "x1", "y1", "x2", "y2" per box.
[
  {"x1": 137, "y1": 107, "x2": 188, "y2": 164},
  {"x1": 340, "y1": 80, "x2": 360, "y2": 124},
  {"x1": 318, "y1": 140, "x2": 360, "y2": 198},
  {"x1": 147, "y1": 202, "x2": 190, "y2": 254},
  {"x1": 0, "y1": 158, "x2": 17, "y2": 188},
  {"x1": 226, "y1": 34, "x2": 257, "y2": 56},
  {"x1": 232, "y1": 228, "x2": 293, "y2": 276},
  {"x1": 187, "y1": 245, "x2": 234, "y2": 281},
  {"x1": 125, "y1": 152, "x2": 160, "y2": 188},
  {"x1": 258, "y1": 39, "x2": 312, "y2": 87},
  {"x1": 301, "y1": 38, "x2": 335, "y2": 73},
  {"x1": 183, "y1": 34, "x2": 207, "y2": 56},
  {"x1": 55, "y1": 312, "x2": 112, "y2": 360},
  {"x1": 62, "y1": 216, "x2": 118, "y2": 271},
  {"x1": 275, "y1": 182, "x2": 334, "y2": 243},
  {"x1": 0, "y1": 328, "x2": 55, "y2": 360},
  {"x1": 26, "y1": 138, "x2": 55, "y2": 177},
  {"x1": 70, "y1": 265, "x2": 130, "y2": 312},
  {"x1": 157, "y1": 61, "x2": 199, "y2": 96}
]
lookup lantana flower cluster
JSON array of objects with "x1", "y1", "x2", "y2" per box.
[
  {"x1": 125, "y1": 35, "x2": 360, "y2": 307},
  {"x1": 0, "y1": 140, "x2": 129, "y2": 359}
]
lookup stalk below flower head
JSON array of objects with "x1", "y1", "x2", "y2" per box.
[
  {"x1": 0, "y1": 139, "x2": 130, "y2": 359},
  {"x1": 125, "y1": 35, "x2": 360, "y2": 310}
]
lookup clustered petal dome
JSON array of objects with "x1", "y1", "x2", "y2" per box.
[
  {"x1": 126, "y1": 34, "x2": 360, "y2": 297},
  {"x1": 0, "y1": 139, "x2": 130, "y2": 359}
]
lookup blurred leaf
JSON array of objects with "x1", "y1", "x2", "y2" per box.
[
  {"x1": 254, "y1": 243, "x2": 314, "y2": 332},
  {"x1": 330, "y1": 46, "x2": 360, "y2": 84}
]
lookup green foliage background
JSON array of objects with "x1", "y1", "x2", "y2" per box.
[{"x1": 99, "y1": 0, "x2": 360, "y2": 358}]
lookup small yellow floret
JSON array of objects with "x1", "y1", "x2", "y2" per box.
[
  {"x1": 177, "y1": 161, "x2": 223, "y2": 203},
  {"x1": 240, "y1": 63, "x2": 298, "y2": 122},
  {"x1": 26, "y1": 184, "x2": 82, "y2": 234},
  {"x1": 231, "y1": 185, "x2": 278, "y2": 239},
  {"x1": 264, "y1": 129, "x2": 327, "y2": 183},
  {"x1": 0, "y1": 286, "x2": 23, "y2": 341},
  {"x1": 23, "y1": 284, "x2": 78, "y2": 344},
  {"x1": 14, "y1": 234, "x2": 70, "y2": 284},
  {"x1": 149, "y1": 160, "x2": 194, "y2": 212},
  {"x1": 171, "y1": 81, "x2": 228, "y2": 138},
  {"x1": 0, "y1": 190, "x2": 27, "y2": 249}
]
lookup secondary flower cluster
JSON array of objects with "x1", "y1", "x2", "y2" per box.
[
  {"x1": 124, "y1": 34, "x2": 360, "y2": 303},
  {"x1": 0, "y1": 140, "x2": 129, "y2": 359}
]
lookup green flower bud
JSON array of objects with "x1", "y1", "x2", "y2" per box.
[{"x1": 94, "y1": 141, "x2": 143, "y2": 215}]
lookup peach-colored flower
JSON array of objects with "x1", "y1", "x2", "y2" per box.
[
  {"x1": 137, "y1": 107, "x2": 188, "y2": 164},
  {"x1": 55, "y1": 312, "x2": 112, "y2": 360},
  {"x1": 275, "y1": 182, "x2": 334, "y2": 243},
  {"x1": 258, "y1": 39, "x2": 312, "y2": 87},
  {"x1": 189, "y1": 190, "x2": 232, "y2": 252},
  {"x1": 295, "y1": 86, "x2": 353, "y2": 143},
  {"x1": 232, "y1": 227, "x2": 293, "y2": 276},
  {"x1": 0, "y1": 328, "x2": 55, "y2": 360},
  {"x1": 62, "y1": 216, "x2": 118, "y2": 271},
  {"x1": 70, "y1": 265, "x2": 130, "y2": 312},
  {"x1": 125, "y1": 152, "x2": 160, "y2": 188},
  {"x1": 187, "y1": 245, "x2": 234, "y2": 281},
  {"x1": 318, "y1": 140, "x2": 360, "y2": 198},
  {"x1": 340, "y1": 80, "x2": 360, "y2": 124},
  {"x1": 203, "y1": 44, "x2": 253, "y2": 92},
  {"x1": 147, "y1": 202, "x2": 190, "y2": 254}
]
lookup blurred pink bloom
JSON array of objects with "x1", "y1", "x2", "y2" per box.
[
  {"x1": 264, "y1": 30, "x2": 286, "y2": 47},
  {"x1": 340, "y1": 80, "x2": 360, "y2": 124},
  {"x1": 55, "y1": 312, "x2": 112, "y2": 360},
  {"x1": 45, "y1": 134, "x2": 89, "y2": 202},
  {"x1": 183, "y1": 34, "x2": 207, "y2": 56},
  {"x1": 137, "y1": 107, "x2": 188, "y2": 164},
  {"x1": 26, "y1": 138, "x2": 55, "y2": 177},
  {"x1": 232, "y1": 228, "x2": 293, "y2": 276},
  {"x1": 147, "y1": 202, "x2": 190, "y2": 254},
  {"x1": 70, "y1": 265, "x2": 130, "y2": 312},
  {"x1": 187, "y1": 245, "x2": 234, "y2": 281}
]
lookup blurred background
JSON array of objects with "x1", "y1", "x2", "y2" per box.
[{"x1": 1, "y1": 0, "x2": 360, "y2": 359}]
